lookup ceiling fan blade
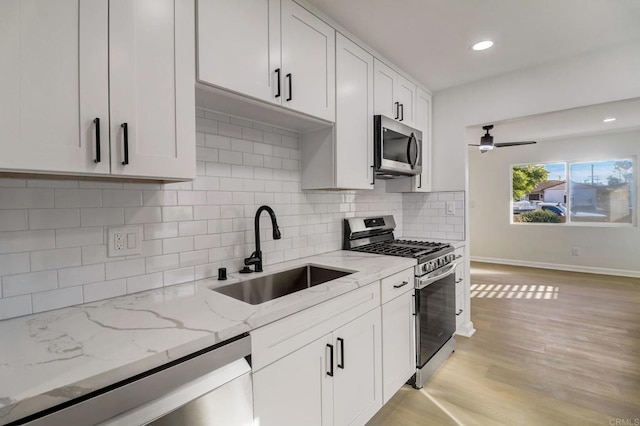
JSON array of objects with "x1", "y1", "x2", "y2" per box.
[{"x1": 494, "y1": 141, "x2": 537, "y2": 147}]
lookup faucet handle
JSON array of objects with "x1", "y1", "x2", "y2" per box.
[{"x1": 244, "y1": 251, "x2": 261, "y2": 265}]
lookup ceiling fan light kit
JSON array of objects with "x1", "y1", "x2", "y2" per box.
[{"x1": 469, "y1": 124, "x2": 537, "y2": 153}]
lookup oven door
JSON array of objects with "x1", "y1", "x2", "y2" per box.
[{"x1": 415, "y1": 265, "x2": 456, "y2": 368}]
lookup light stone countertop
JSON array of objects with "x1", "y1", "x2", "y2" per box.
[{"x1": 0, "y1": 250, "x2": 415, "y2": 425}]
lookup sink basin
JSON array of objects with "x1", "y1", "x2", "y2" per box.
[{"x1": 212, "y1": 264, "x2": 354, "y2": 305}]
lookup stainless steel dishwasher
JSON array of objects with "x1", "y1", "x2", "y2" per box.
[{"x1": 15, "y1": 334, "x2": 253, "y2": 426}]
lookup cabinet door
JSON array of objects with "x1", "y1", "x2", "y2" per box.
[
  {"x1": 333, "y1": 308, "x2": 382, "y2": 426},
  {"x1": 109, "y1": 0, "x2": 195, "y2": 180},
  {"x1": 414, "y1": 88, "x2": 432, "y2": 192},
  {"x1": 197, "y1": 0, "x2": 281, "y2": 105},
  {"x1": 0, "y1": 0, "x2": 109, "y2": 175},
  {"x1": 253, "y1": 334, "x2": 333, "y2": 426},
  {"x1": 395, "y1": 74, "x2": 416, "y2": 127},
  {"x1": 335, "y1": 34, "x2": 374, "y2": 190},
  {"x1": 373, "y1": 59, "x2": 397, "y2": 119},
  {"x1": 281, "y1": 0, "x2": 335, "y2": 122},
  {"x1": 382, "y1": 291, "x2": 415, "y2": 403}
]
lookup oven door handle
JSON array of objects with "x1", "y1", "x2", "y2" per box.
[{"x1": 416, "y1": 261, "x2": 459, "y2": 289}]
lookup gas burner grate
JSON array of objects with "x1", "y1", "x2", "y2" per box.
[{"x1": 352, "y1": 240, "x2": 449, "y2": 258}]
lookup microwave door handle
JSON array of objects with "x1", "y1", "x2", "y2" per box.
[{"x1": 407, "y1": 133, "x2": 419, "y2": 168}]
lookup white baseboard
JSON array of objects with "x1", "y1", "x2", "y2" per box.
[
  {"x1": 470, "y1": 256, "x2": 640, "y2": 278},
  {"x1": 455, "y1": 321, "x2": 476, "y2": 337}
]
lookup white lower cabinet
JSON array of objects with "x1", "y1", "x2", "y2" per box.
[
  {"x1": 252, "y1": 267, "x2": 418, "y2": 425},
  {"x1": 253, "y1": 307, "x2": 382, "y2": 426},
  {"x1": 253, "y1": 334, "x2": 332, "y2": 426},
  {"x1": 381, "y1": 290, "x2": 415, "y2": 403}
]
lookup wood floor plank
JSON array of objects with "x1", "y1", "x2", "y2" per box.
[{"x1": 366, "y1": 262, "x2": 640, "y2": 425}]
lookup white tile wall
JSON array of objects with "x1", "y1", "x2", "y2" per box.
[
  {"x1": 402, "y1": 191, "x2": 465, "y2": 240},
  {"x1": 0, "y1": 109, "x2": 411, "y2": 320}
]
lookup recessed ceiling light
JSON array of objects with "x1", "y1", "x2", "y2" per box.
[
  {"x1": 472, "y1": 40, "x2": 494, "y2": 51},
  {"x1": 603, "y1": 117, "x2": 616, "y2": 123}
]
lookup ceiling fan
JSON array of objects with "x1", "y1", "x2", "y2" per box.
[{"x1": 469, "y1": 125, "x2": 537, "y2": 153}]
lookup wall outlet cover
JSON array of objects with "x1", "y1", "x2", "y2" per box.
[
  {"x1": 446, "y1": 201, "x2": 456, "y2": 215},
  {"x1": 108, "y1": 226, "x2": 142, "y2": 257},
  {"x1": 571, "y1": 247, "x2": 580, "y2": 256}
]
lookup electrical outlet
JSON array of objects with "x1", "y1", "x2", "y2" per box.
[
  {"x1": 571, "y1": 247, "x2": 580, "y2": 256},
  {"x1": 108, "y1": 226, "x2": 142, "y2": 257}
]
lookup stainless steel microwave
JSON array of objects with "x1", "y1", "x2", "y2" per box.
[{"x1": 374, "y1": 115, "x2": 422, "y2": 177}]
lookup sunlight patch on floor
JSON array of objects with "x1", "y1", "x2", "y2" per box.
[
  {"x1": 469, "y1": 267, "x2": 510, "y2": 276},
  {"x1": 418, "y1": 389, "x2": 465, "y2": 426},
  {"x1": 470, "y1": 283, "x2": 559, "y2": 299}
]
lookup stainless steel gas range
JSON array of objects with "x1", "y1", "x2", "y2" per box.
[{"x1": 343, "y1": 215, "x2": 461, "y2": 389}]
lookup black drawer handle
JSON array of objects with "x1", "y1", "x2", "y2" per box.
[
  {"x1": 286, "y1": 73, "x2": 292, "y2": 101},
  {"x1": 455, "y1": 255, "x2": 462, "y2": 259},
  {"x1": 93, "y1": 118, "x2": 101, "y2": 163},
  {"x1": 275, "y1": 68, "x2": 281, "y2": 98},
  {"x1": 121, "y1": 123, "x2": 129, "y2": 165},
  {"x1": 370, "y1": 165, "x2": 375, "y2": 186},
  {"x1": 393, "y1": 281, "x2": 409, "y2": 289},
  {"x1": 455, "y1": 278, "x2": 463, "y2": 283},
  {"x1": 418, "y1": 174, "x2": 422, "y2": 189},
  {"x1": 394, "y1": 102, "x2": 399, "y2": 119},
  {"x1": 337, "y1": 337, "x2": 345, "y2": 369},
  {"x1": 456, "y1": 309, "x2": 463, "y2": 316},
  {"x1": 399, "y1": 103, "x2": 404, "y2": 121}
]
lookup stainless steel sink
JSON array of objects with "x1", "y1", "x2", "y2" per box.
[{"x1": 212, "y1": 265, "x2": 353, "y2": 305}]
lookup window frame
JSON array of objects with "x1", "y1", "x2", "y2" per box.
[{"x1": 510, "y1": 156, "x2": 637, "y2": 227}]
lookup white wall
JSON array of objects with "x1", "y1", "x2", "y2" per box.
[
  {"x1": 469, "y1": 130, "x2": 640, "y2": 276},
  {"x1": 431, "y1": 40, "x2": 640, "y2": 192}
]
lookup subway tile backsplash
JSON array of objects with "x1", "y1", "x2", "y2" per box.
[{"x1": 0, "y1": 110, "x2": 464, "y2": 320}]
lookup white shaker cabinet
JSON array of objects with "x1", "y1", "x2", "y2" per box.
[
  {"x1": 109, "y1": 0, "x2": 195, "y2": 179},
  {"x1": 253, "y1": 308, "x2": 382, "y2": 426},
  {"x1": 374, "y1": 59, "x2": 416, "y2": 128},
  {"x1": 0, "y1": 0, "x2": 110, "y2": 175},
  {"x1": 197, "y1": 0, "x2": 335, "y2": 122},
  {"x1": 379, "y1": 268, "x2": 416, "y2": 403},
  {"x1": 196, "y1": 0, "x2": 280, "y2": 105},
  {"x1": 0, "y1": 0, "x2": 195, "y2": 180},
  {"x1": 386, "y1": 87, "x2": 432, "y2": 193},
  {"x1": 301, "y1": 33, "x2": 373, "y2": 190}
]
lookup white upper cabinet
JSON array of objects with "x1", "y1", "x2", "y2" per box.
[
  {"x1": 374, "y1": 59, "x2": 416, "y2": 128},
  {"x1": 109, "y1": 0, "x2": 195, "y2": 179},
  {"x1": 196, "y1": 0, "x2": 280, "y2": 105},
  {"x1": 281, "y1": 0, "x2": 335, "y2": 121},
  {"x1": 301, "y1": 33, "x2": 373, "y2": 190},
  {"x1": 0, "y1": 0, "x2": 195, "y2": 180},
  {"x1": 0, "y1": 0, "x2": 110, "y2": 175},
  {"x1": 197, "y1": 0, "x2": 335, "y2": 122},
  {"x1": 386, "y1": 87, "x2": 432, "y2": 193}
]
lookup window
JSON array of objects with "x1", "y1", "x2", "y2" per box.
[{"x1": 511, "y1": 159, "x2": 635, "y2": 225}]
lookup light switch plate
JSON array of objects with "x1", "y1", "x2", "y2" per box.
[
  {"x1": 108, "y1": 226, "x2": 142, "y2": 257},
  {"x1": 446, "y1": 201, "x2": 456, "y2": 215}
]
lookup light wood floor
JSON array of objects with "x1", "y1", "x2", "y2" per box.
[{"x1": 367, "y1": 262, "x2": 640, "y2": 426}]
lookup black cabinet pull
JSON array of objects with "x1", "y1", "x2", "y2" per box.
[
  {"x1": 456, "y1": 309, "x2": 464, "y2": 316},
  {"x1": 121, "y1": 123, "x2": 129, "y2": 165},
  {"x1": 286, "y1": 73, "x2": 292, "y2": 101},
  {"x1": 399, "y1": 103, "x2": 404, "y2": 121},
  {"x1": 275, "y1": 68, "x2": 281, "y2": 98},
  {"x1": 370, "y1": 165, "x2": 375, "y2": 186},
  {"x1": 393, "y1": 281, "x2": 409, "y2": 289},
  {"x1": 418, "y1": 174, "x2": 422, "y2": 189},
  {"x1": 337, "y1": 338, "x2": 345, "y2": 369},
  {"x1": 456, "y1": 278, "x2": 463, "y2": 283},
  {"x1": 326, "y1": 343, "x2": 334, "y2": 377},
  {"x1": 394, "y1": 102, "x2": 399, "y2": 119},
  {"x1": 93, "y1": 118, "x2": 101, "y2": 163}
]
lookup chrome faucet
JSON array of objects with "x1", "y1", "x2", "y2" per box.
[{"x1": 241, "y1": 205, "x2": 281, "y2": 273}]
